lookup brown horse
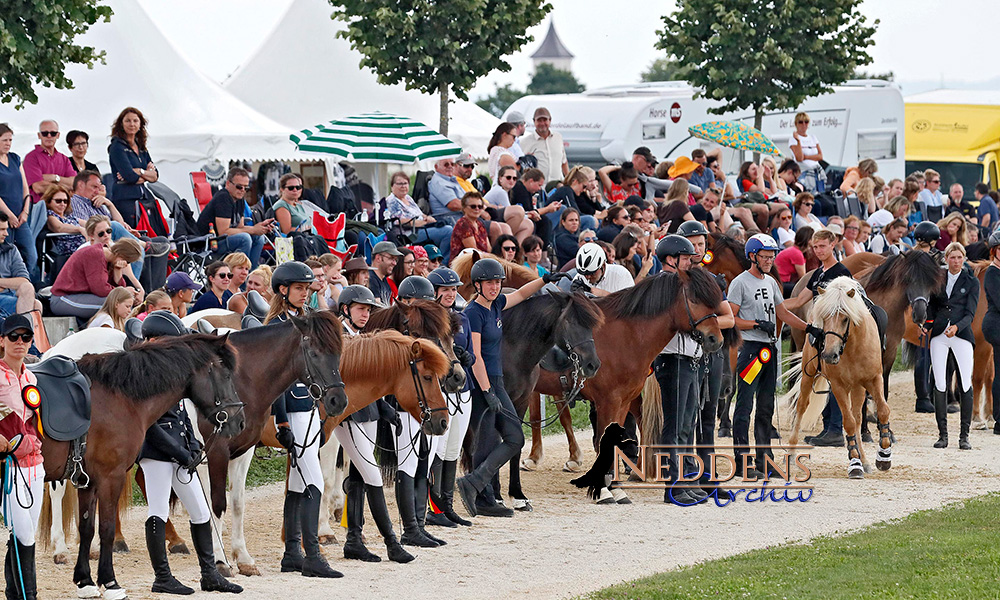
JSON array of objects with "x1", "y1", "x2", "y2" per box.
[
  {"x1": 46, "y1": 335, "x2": 246, "y2": 600},
  {"x1": 786, "y1": 278, "x2": 892, "y2": 478},
  {"x1": 451, "y1": 250, "x2": 539, "y2": 300},
  {"x1": 365, "y1": 299, "x2": 464, "y2": 392}
]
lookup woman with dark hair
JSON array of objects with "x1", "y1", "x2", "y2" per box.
[
  {"x1": 387, "y1": 246, "x2": 415, "y2": 303},
  {"x1": 0, "y1": 124, "x2": 34, "y2": 274},
  {"x1": 66, "y1": 130, "x2": 98, "y2": 174},
  {"x1": 490, "y1": 234, "x2": 522, "y2": 264},
  {"x1": 596, "y1": 205, "x2": 630, "y2": 243},
  {"x1": 521, "y1": 235, "x2": 549, "y2": 276},
  {"x1": 108, "y1": 107, "x2": 158, "y2": 226},
  {"x1": 612, "y1": 230, "x2": 651, "y2": 281},
  {"x1": 487, "y1": 123, "x2": 517, "y2": 184},
  {"x1": 597, "y1": 162, "x2": 640, "y2": 203},
  {"x1": 189, "y1": 261, "x2": 233, "y2": 314},
  {"x1": 778, "y1": 158, "x2": 804, "y2": 195},
  {"x1": 450, "y1": 192, "x2": 490, "y2": 263},
  {"x1": 553, "y1": 208, "x2": 582, "y2": 269},
  {"x1": 385, "y1": 170, "x2": 453, "y2": 259}
]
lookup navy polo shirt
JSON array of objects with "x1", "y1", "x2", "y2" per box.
[{"x1": 464, "y1": 294, "x2": 507, "y2": 377}]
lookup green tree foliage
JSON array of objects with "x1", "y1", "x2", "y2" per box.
[
  {"x1": 526, "y1": 63, "x2": 584, "y2": 95},
  {"x1": 853, "y1": 69, "x2": 895, "y2": 81},
  {"x1": 657, "y1": 0, "x2": 878, "y2": 130},
  {"x1": 0, "y1": 0, "x2": 113, "y2": 108},
  {"x1": 640, "y1": 56, "x2": 683, "y2": 82},
  {"x1": 330, "y1": 0, "x2": 551, "y2": 135},
  {"x1": 476, "y1": 83, "x2": 526, "y2": 118}
]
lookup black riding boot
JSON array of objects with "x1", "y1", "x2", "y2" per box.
[
  {"x1": 343, "y1": 476, "x2": 380, "y2": 562},
  {"x1": 933, "y1": 389, "x2": 949, "y2": 448},
  {"x1": 959, "y1": 387, "x2": 973, "y2": 450},
  {"x1": 146, "y1": 517, "x2": 194, "y2": 595},
  {"x1": 280, "y1": 491, "x2": 304, "y2": 572},
  {"x1": 365, "y1": 485, "x2": 414, "y2": 563},
  {"x1": 190, "y1": 521, "x2": 242, "y2": 593},
  {"x1": 5, "y1": 535, "x2": 35, "y2": 600},
  {"x1": 299, "y1": 485, "x2": 343, "y2": 578},
  {"x1": 5, "y1": 537, "x2": 16, "y2": 600},
  {"x1": 426, "y1": 456, "x2": 458, "y2": 528},
  {"x1": 438, "y1": 460, "x2": 471, "y2": 526},
  {"x1": 414, "y1": 472, "x2": 446, "y2": 545},
  {"x1": 395, "y1": 473, "x2": 440, "y2": 547}
]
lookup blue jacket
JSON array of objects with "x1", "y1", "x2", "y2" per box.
[
  {"x1": 0, "y1": 240, "x2": 29, "y2": 280},
  {"x1": 108, "y1": 137, "x2": 152, "y2": 202},
  {"x1": 138, "y1": 401, "x2": 202, "y2": 464}
]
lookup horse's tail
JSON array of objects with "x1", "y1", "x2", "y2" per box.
[
  {"x1": 778, "y1": 352, "x2": 826, "y2": 432},
  {"x1": 640, "y1": 373, "x2": 662, "y2": 479},
  {"x1": 62, "y1": 484, "x2": 76, "y2": 538},
  {"x1": 38, "y1": 484, "x2": 52, "y2": 549},
  {"x1": 374, "y1": 419, "x2": 397, "y2": 488},
  {"x1": 900, "y1": 340, "x2": 919, "y2": 368},
  {"x1": 118, "y1": 468, "x2": 134, "y2": 522},
  {"x1": 460, "y1": 425, "x2": 474, "y2": 477}
]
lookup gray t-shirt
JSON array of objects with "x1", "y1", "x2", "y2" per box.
[{"x1": 727, "y1": 270, "x2": 784, "y2": 343}]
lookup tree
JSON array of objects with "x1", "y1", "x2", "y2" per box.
[
  {"x1": 853, "y1": 69, "x2": 895, "y2": 82},
  {"x1": 640, "y1": 56, "x2": 683, "y2": 82},
  {"x1": 657, "y1": 0, "x2": 878, "y2": 132},
  {"x1": 0, "y1": 0, "x2": 112, "y2": 108},
  {"x1": 526, "y1": 63, "x2": 584, "y2": 95},
  {"x1": 476, "y1": 83, "x2": 525, "y2": 118},
  {"x1": 331, "y1": 0, "x2": 551, "y2": 136}
]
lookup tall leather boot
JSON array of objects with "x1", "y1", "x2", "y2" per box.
[
  {"x1": 959, "y1": 387, "x2": 973, "y2": 450},
  {"x1": 933, "y1": 389, "x2": 949, "y2": 448},
  {"x1": 190, "y1": 522, "x2": 243, "y2": 593},
  {"x1": 413, "y1": 472, "x2": 446, "y2": 546},
  {"x1": 439, "y1": 460, "x2": 471, "y2": 526},
  {"x1": 6, "y1": 537, "x2": 16, "y2": 600},
  {"x1": 343, "y1": 475, "x2": 380, "y2": 562},
  {"x1": 11, "y1": 538, "x2": 36, "y2": 600},
  {"x1": 279, "y1": 491, "x2": 304, "y2": 572},
  {"x1": 298, "y1": 486, "x2": 343, "y2": 578},
  {"x1": 365, "y1": 485, "x2": 414, "y2": 563},
  {"x1": 146, "y1": 517, "x2": 194, "y2": 595},
  {"x1": 425, "y1": 456, "x2": 457, "y2": 528},
  {"x1": 395, "y1": 473, "x2": 440, "y2": 547}
]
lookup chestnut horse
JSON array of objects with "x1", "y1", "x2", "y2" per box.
[{"x1": 451, "y1": 249, "x2": 539, "y2": 300}]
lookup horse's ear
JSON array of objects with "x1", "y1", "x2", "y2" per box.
[
  {"x1": 410, "y1": 340, "x2": 423, "y2": 358},
  {"x1": 471, "y1": 250, "x2": 481, "y2": 263},
  {"x1": 817, "y1": 287, "x2": 826, "y2": 295},
  {"x1": 219, "y1": 331, "x2": 231, "y2": 345},
  {"x1": 847, "y1": 288, "x2": 856, "y2": 297}
]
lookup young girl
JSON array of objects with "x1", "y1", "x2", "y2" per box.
[
  {"x1": 87, "y1": 287, "x2": 134, "y2": 330},
  {"x1": 130, "y1": 290, "x2": 171, "y2": 320}
]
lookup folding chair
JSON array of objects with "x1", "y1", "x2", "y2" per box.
[{"x1": 190, "y1": 172, "x2": 213, "y2": 212}]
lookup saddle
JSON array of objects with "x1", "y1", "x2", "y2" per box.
[
  {"x1": 27, "y1": 356, "x2": 91, "y2": 442},
  {"x1": 244, "y1": 290, "x2": 269, "y2": 321},
  {"x1": 241, "y1": 314, "x2": 263, "y2": 329}
]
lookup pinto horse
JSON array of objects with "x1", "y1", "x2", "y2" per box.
[
  {"x1": 786, "y1": 277, "x2": 892, "y2": 478},
  {"x1": 40, "y1": 335, "x2": 246, "y2": 600}
]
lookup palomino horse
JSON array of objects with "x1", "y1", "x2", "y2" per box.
[
  {"x1": 451, "y1": 249, "x2": 539, "y2": 300},
  {"x1": 41, "y1": 335, "x2": 246, "y2": 600},
  {"x1": 786, "y1": 277, "x2": 892, "y2": 478}
]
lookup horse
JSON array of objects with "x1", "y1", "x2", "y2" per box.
[
  {"x1": 451, "y1": 249, "x2": 539, "y2": 300},
  {"x1": 523, "y1": 269, "x2": 725, "y2": 498},
  {"x1": 42, "y1": 334, "x2": 247, "y2": 600},
  {"x1": 785, "y1": 277, "x2": 892, "y2": 479}
]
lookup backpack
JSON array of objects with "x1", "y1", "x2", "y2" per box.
[{"x1": 170, "y1": 197, "x2": 201, "y2": 239}]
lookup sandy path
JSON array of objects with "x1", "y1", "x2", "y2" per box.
[{"x1": 34, "y1": 372, "x2": 1000, "y2": 600}]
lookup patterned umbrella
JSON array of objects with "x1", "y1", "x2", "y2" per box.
[
  {"x1": 289, "y1": 111, "x2": 463, "y2": 163},
  {"x1": 687, "y1": 120, "x2": 782, "y2": 156}
]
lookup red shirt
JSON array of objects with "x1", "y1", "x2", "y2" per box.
[
  {"x1": 22, "y1": 145, "x2": 77, "y2": 204},
  {"x1": 606, "y1": 182, "x2": 640, "y2": 204},
  {"x1": 52, "y1": 244, "x2": 124, "y2": 297},
  {"x1": 775, "y1": 246, "x2": 805, "y2": 283},
  {"x1": 450, "y1": 217, "x2": 489, "y2": 263}
]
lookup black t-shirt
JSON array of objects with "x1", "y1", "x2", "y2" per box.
[
  {"x1": 546, "y1": 186, "x2": 578, "y2": 211},
  {"x1": 806, "y1": 261, "x2": 851, "y2": 295},
  {"x1": 196, "y1": 189, "x2": 245, "y2": 235},
  {"x1": 511, "y1": 181, "x2": 538, "y2": 212},
  {"x1": 689, "y1": 203, "x2": 715, "y2": 225}
]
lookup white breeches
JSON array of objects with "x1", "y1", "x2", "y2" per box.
[
  {"x1": 138, "y1": 459, "x2": 212, "y2": 524},
  {"x1": 395, "y1": 412, "x2": 437, "y2": 478},
  {"x1": 2, "y1": 464, "x2": 43, "y2": 545},
  {"x1": 930, "y1": 333, "x2": 974, "y2": 392},
  {"x1": 437, "y1": 390, "x2": 473, "y2": 462},
  {"x1": 334, "y1": 419, "x2": 382, "y2": 487},
  {"x1": 288, "y1": 409, "x2": 324, "y2": 493}
]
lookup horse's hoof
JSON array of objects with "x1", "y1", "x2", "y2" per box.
[
  {"x1": 876, "y1": 459, "x2": 891, "y2": 471},
  {"x1": 77, "y1": 585, "x2": 100, "y2": 599},
  {"x1": 215, "y1": 561, "x2": 233, "y2": 578},
  {"x1": 237, "y1": 562, "x2": 260, "y2": 577},
  {"x1": 718, "y1": 425, "x2": 732, "y2": 438},
  {"x1": 595, "y1": 487, "x2": 616, "y2": 504},
  {"x1": 861, "y1": 431, "x2": 873, "y2": 444},
  {"x1": 101, "y1": 585, "x2": 128, "y2": 600},
  {"x1": 520, "y1": 458, "x2": 538, "y2": 471},
  {"x1": 610, "y1": 488, "x2": 631, "y2": 504},
  {"x1": 318, "y1": 534, "x2": 338, "y2": 545},
  {"x1": 973, "y1": 419, "x2": 987, "y2": 431},
  {"x1": 54, "y1": 551, "x2": 69, "y2": 564},
  {"x1": 112, "y1": 539, "x2": 129, "y2": 553},
  {"x1": 512, "y1": 498, "x2": 533, "y2": 512},
  {"x1": 848, "y1": 468, "x2": 865, "y2": 479},
  {"x1": 563, "y1": 460, "x2": 583, "y2": 473},
  {"x1": 168, "y1": 542, "x2": 190, "y2": 555}
]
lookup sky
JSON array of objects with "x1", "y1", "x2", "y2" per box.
[{"x1": 142, "y1": 0, "x2": 1000, "y2": 99}]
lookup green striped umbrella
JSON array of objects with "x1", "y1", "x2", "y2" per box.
[{"x1": 290, "y1": 111, "x2": 463, "y2": 163}]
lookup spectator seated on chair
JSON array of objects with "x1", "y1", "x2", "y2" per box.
[
  {"x1": 86, "y1": 287, "x2": 134, "y2": 330},
  {"x1": 164, "y1": 271, "x2": 201, "y2": 319},
  {"x1": 272, "y1": 173, "x2": 328, "y2": 261},
  {"x1": 76, "y1": 215, "x2": 146, "y2": 294},
  {"x1": 50, "y1": 238, "x2": 143, "y2": 320},
  {"x1": 793, "y1": 192, "x2": 823, "y2": 231},
  {"x1": 222, "y1": 252, "x2": 252, "y2": 312},
  {"x1": 70, "y1": 170, "x2": 147, "y2": 279},
  {"x1": 42, "y1": 184, "x2": 86, "y2": 256},
  {"x1": 0, "y1": 214, "x2": 42, "y2": 317},
  {"x1": 427, "y1": 158, "x2": 466, "y2": 224},
  {"x1": 553, "y1": 209, "x2": 584, "y2": 270},
  {"x1": 189, "y1": 261, "x2": 233, "y2": 314},
  {"x1": 129, "y1": 289, "x2": 171, "y2": 321},
  {"x1": 385, "y1": 170, "x2": 453, "y2": 263},
  {"x1": 196, "y1": 167, "x2": 274, "y2": 270}
]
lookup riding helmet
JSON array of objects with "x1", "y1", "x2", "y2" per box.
[
  {"x1": 744, "y1": 233, "x2": 781, "y2": 258},
  {"x1": 428, "y1": 267, "x2": 462, "y2": 288},
  {"x1": 338, "y1": 284, "x2": 377, "y2": 311},
  {"x1": 271, "y1": 261, "x2": 315, "y2": 293},
  {"x1": 141, "y1": 310, "x2": 190, "y2": 338},
  {"x1": 575, "y1": 243, "x2": 607, "y2": 275},
  {"x1": 990, "y1": 230, "x2": 1000, "y2": 249},
  {"x1": 676, "y1": 220, "x2": 710, "y2": 238},
  {"x1": 469, "y1": 258, "x2": 507, "y2": 282},
  {"x1": 913, "y1": 221, "x2": 941, "y2": 243},
  {"x1": 655, "y1": 234, "x2": 698, "y2": 262},
  {"x1": 397, "y1": 276, "x2": 436, "y2": 301}
]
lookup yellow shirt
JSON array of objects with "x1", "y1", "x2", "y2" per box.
[{"x1": 456, "y1": 176, "x2": 476, "y2": 194}]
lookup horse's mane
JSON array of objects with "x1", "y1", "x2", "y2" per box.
[
  {"x1": 78, "y1": 334, "x2": 235, "y2": 400},
  {"x1": 341, "y1": 330, "x2": 450, "y2": 381},
  {"x1": 366, "y1": 299, "x2": 452, "y2": 339},
  {"x1": 810, "y1": 277, "x2": 869, "y2": 326},
  {"x1": 865, "y1": 251, "x2": 942, "y2": 294},
  {"x1": 295, "y1": 310, "x2": 344, "y2": 354},
  {"x1": 710, "y1": 234, "x2": 751, "y2": 270},
  {"x1": 597, "y1": 268, "x2": 723, "y2": 320},
  {"x1": 502, "y1": 292, "x2": 604, "y2": 341},
  {"x1": 451, "y1": 250, "x2": 540, "y2": 283},
  {"x1": 970, "y1": 259, "x2": 991, "y2": 277}
]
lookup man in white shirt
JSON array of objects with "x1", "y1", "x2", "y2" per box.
[
  {"x1": 521, "y1": 107, "x2": 568, "y2": 183},
  {"x1": 506, "y1": 112, "x2": 526, "y2": 159}
]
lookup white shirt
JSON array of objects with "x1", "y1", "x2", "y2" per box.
[
  {"x1": 867, "y1": 209, "x2": 893, "y2": 229},
  {"x1": 868, "y1": 233, "x2": 901, "y2": 256},
  {"x1": 777, "y1": 227, "x2": 794, "y2": 247},
  {"x1": 88, "y1": 312, "x2": 115, "y2": 329},
  {"x1": 595, "y1": 263, "x2": 634, "y2": 293},
  {"x1": 662, "y1": 332, "x2": 703, "y2": 358},
  {"x1": 790, "y1": 132, "x2": 821, "y2": 171},
  {"x1": 484, "y1": 185, "x2": 511, "y2": 208},
  {"x1": 947, "y1": 270, "x2": 960, "y2": 296},
  {"x1": 510, "y1": 139, "x2": 525, "y2": 159},
  {"x1": 488, "y1": 146, "x2": 516, "y2": 184},
  {"x1": 521, "y1": 130, "x2": 567, "y2": 182}
]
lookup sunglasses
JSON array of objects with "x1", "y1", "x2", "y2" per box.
[
  {"x1": 803, "y1": 202, "x2": 814, "y2": 207},
  {"x1": 96, "y1": 228, "x2": 113, "y2": 237},
  {"x1": 583, "y1": 237, "x2": 596, "y2": 242},
  {"x1": 6, "y1": 332, "x2": 32, "y2": 343},
  {"x1": 283, "y1": 185, "x2": 303, "y2": 191},
  {"x1": 797, "y1": 120, "x2": 809, "y2": 125},
  {"x1": 216, "y1": 272, "x2": 233, "y2": 279},
  {"x1": 52, "y1": 197, "x2": 69, "y2": 204},
  {"x1": 467, "y1": 204, "x2": 483, "y2": 209},
  {"x1": 931, "y1": 180, "x2": 941, "y2": 184},
  {"x1": 39, "y1": 131, "x2": 59, "y2": 137},
  {"x1": 502, "y1": 246, "x2": 516, "y2": 252},
  {"x1": 501, "y1": 175, "x2": 517, "y2": 181},
  {"x1": 232, "y1": 183, "x2": 250, "y2": 191},
  {"x1": 71, "y1": 141, "x2": 89, "y2": 147}
]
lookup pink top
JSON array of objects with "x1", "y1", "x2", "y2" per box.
[
  {"x1": 22, "y1": 145, "x2": 76, "y2": 204},
  {"x1": 0, "y1": 361, "x2": 41, "y2": 466},
  {"x1": 775, "y1": 246, "x2": 805, "y2": 283}
]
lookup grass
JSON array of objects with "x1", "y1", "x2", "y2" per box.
[
  {"x1": 522, "y1": 394, "x2": 593, "y2": 438},
  {"x1": 581, "y1": 494, "x2": 1000, "y2": 600}
]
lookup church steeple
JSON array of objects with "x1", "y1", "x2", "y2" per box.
[{"x1": 530, "y1": 20, "x2": 574, "y2": 72}]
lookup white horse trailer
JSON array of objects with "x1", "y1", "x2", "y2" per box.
[{"x1": 505, "y1": 80, "x2": 905, "y2": 180}]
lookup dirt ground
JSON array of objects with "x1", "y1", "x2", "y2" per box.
[{"x1": 33, "y1": 372, "x2": 1000, "y2": 600}]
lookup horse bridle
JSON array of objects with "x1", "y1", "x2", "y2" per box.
[
  {"x1": 683, "y1": 288, "x2": 718, "y2": 347},
  {"x1": 814, "y1": 319, "x2": 851, "y2": 360},
  {"x1": 299, "y1": 334, "x2": 345, "y2": 401},
  {"x1": 408, "y1": 354, "x2": 449, "y2": 427}
]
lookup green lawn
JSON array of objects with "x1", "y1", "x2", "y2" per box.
[
  {"x1": 522, "y1": 394, "x2": 593, "y2": 438},
  {"x1": 581, "y1": 494, "x2": 1000, "y2": 600}
]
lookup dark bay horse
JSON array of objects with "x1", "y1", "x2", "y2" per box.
[
  {"x1": 43, "y1": 334, "x2": 246, "y2": 600},
  {"x1": 366, "y1": 299, "x2": 464, "y2": 392}
]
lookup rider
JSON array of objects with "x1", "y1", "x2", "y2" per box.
[
  {"x1": 333, "y1": 285, "x2": 414, "y2": 564},
  {"x1": 456, "y1": 258, "x2": 563, "y2": 517},
  {"x1": 911, "y1": 221, "x2": 942, "y2": 414},
  {"x1": 0, "y1": 314, "x2": 42, "y2": 600},
  {"x1": 563, "y1": 242, "x2": 635, "y2": 296},
  {"x1": 392, "y1": 275, "x2": 448, "y2": 547},
  {"x1": 728, "y1": 234, "x2": 816, "y2": 477},
  {"x1": 265, "y1": 261, "x2": 342, "y2": 579},
  {"x1": 137, "y1": 310, "x2": 243, "y2": 595}
]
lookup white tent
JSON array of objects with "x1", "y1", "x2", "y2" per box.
[
  {"x1": 3, "y1": 0, "x2": 297, "y2": 199},
  {"x1": 223, "y1": 0, "x2": 500, "y2": 158}
]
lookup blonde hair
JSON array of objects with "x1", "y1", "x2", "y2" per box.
[
  {"x1": 111, "y1": 238, "x2": 142, "y2": 263},
  {"x1": 85, "y1": 214, "x2": 111, "y2": 236},
  {"x1": 89, "y1": 287, "x2": 134, "y2": 331},
  {"x1": 664, "y1": 178, "x2": 690, "y2": 204},
  {"x1": 855, "y1": 178, "x2": 876, "y2": 204},
  {"x1": 794, "y1": 112, "x2": 810, "y2": 124},
  {"x1": 248, "y1": 267, "x2": 272, "y2": 297},
  {"x1": 130, "y1": 290, "x2": 170, "y2": 318},
  {"x1": 223, "y1": 252, "x2": 251, "y2": 271},
  {"x1": 884, "y1": 195, "x2": 910, "y2": 217},
  {"x1": 944, "y1": 241, "x2": 966, "y2": 258},
  {"x1": 937, "y1": 213, "x2": 968, "y2": 246},
  {"x1": 812, "y1": 229, "x2": 838, "y2": 245}
]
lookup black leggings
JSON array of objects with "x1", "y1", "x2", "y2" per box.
[{"x1": 469, "y1": 374, "x2": 524, "y2": 502}]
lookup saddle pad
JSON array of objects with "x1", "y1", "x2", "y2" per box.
[
  {"x1": 539, "y1": 346, "x2": 573, "y2": 373},
  {"x1": 27, "y1": 356, "x2": 91, "y2": 442}
]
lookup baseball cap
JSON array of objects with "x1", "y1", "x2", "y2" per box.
[
  {"x1": 826, "y1": 223, "x2": 844, "y2": 236},
  {"x1": 455, "y1": 152, "x2": 476, "y2": 166},
  {"x1": 424, "y1": 245, "x2": 443, "y2": 260},
  {"x1": 166, "y1": 271, "x2": 202, "y2": 293},
  {"x1": 533, "y1": 107, "x2": 552, "y2": 120},
  {"x1": 372, "y1": 241, "x2": 403, "y2": 256},
  {"x1": 505, "y1": 111, "x2": 526, "y2": 125},
  {"x1": 633, "y1": 146, "x2": 657, "y2": 165},
  {"x1": 1, "y1": 313, "x2": 33, "y2": 336}
]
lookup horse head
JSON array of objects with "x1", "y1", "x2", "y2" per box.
[
  {"x1": 551, "y1": 292, "x2": 604, "y2": 378},
  {"x1": 393, "y1": 300, "x2": 466, "y2": 393},
  {"x1": 705, "y1": 233, "x2": 750, "y2": 283},
  {"x1": 290, "y1": 312, "x2": 349, "y2": 418},
  {"x1": 813, "y1": 278, "x2": 869, "y2": 365},
  {"x1": 187, "y1": 333, "x2": 246, "y2": 437},
  {"x1": 867, "y1": 251, "x2": 941, "y2": 324},
  {"x1": 676, "y1": 268, "x2": 724, "y2": 353},
  {"x1": 404, "y1": 339, "x2": 451, "y2": 436}
]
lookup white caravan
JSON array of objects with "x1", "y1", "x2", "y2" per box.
[{"x1": 505, "y1": 80, "x2": 905, "y2": 180}]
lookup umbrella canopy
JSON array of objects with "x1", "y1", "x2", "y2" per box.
[
  {"x1": 290, "y1": 111, "x2": 463, "y2": 163},
  {"x1": 687, "y1": 120, "x2": 782, "y2": 156}
]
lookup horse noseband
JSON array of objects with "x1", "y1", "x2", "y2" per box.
[
  {"x1": 683, "y1": 288, "x2": 717, "y2": 346},
  {"x1": 409, "y1": 356, "x2": 448, "y2": 425},
  {"x1": 300, "y1": 335, "x2": 345, "y2": 401}
]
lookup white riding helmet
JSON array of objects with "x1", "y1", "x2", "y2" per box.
[{"x1": 576, "y1": 242, "x2": 607, "y2": 275}]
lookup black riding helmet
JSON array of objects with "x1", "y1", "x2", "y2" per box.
[
  {"x1": 338, "y1": 285, "x2": 377, "y2": 314},
  {"x1": 397, "y1": 275, "x2": 436, "y2": 301},
  {"x1": 990, "y1": 230, "x2": 1000, "y2": 249},
  {"x1": 141, "y1": 310, "x2": 190, "y2": 338},
  {"x1": 676, "y1": 220, "x2": 710, "y2": 238},
  {"x1": 271, "y1": 261, "x2": 315, "y2": 293},
  {"x1": 655, "y1": 234, "x2": 698, "y2": 263},
  {"x1": 913, "y1": 221, "x2": 941, "y2": 243},
  {"x1": 428, "y1": 267, "x2": 462, "y2": 288},
  {"x1": 469, "y1": 258, "x2": 506, "y2": 282}
]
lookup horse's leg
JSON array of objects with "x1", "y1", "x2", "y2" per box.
[
  {"x1": 318, "y1": 437, "x2": 341, "y2": 545},
  {"x1": 228, "y1": 450, "x2": 259, "y2": 576},
  {"x1": 49, "y1": 481, "x2": 71, "y2": 564},
  {"x1": 788, "y1": 368, "x2": 816, "y2": 448},
  {"x1": 851, "y1": 386, "x2": 871, "y2": 473},
  {"x1": 833, "y1": 380, "x2": 863, "y2": 479},
  {"x1": 871, "y1": 374, "x2": 893, "y2": 471},
  {"x1": 96, "y1": 473, "x2": 128, "y2": 600},
  {"x1": 73, "y1": 485, "x2": 100, "y2": 598},
  {"x1": 562, "y1": 398, "x2": 584, "y2": 472},
  {"x1": 522, "y1": 392, "x2": 544, "y2": 470}
]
